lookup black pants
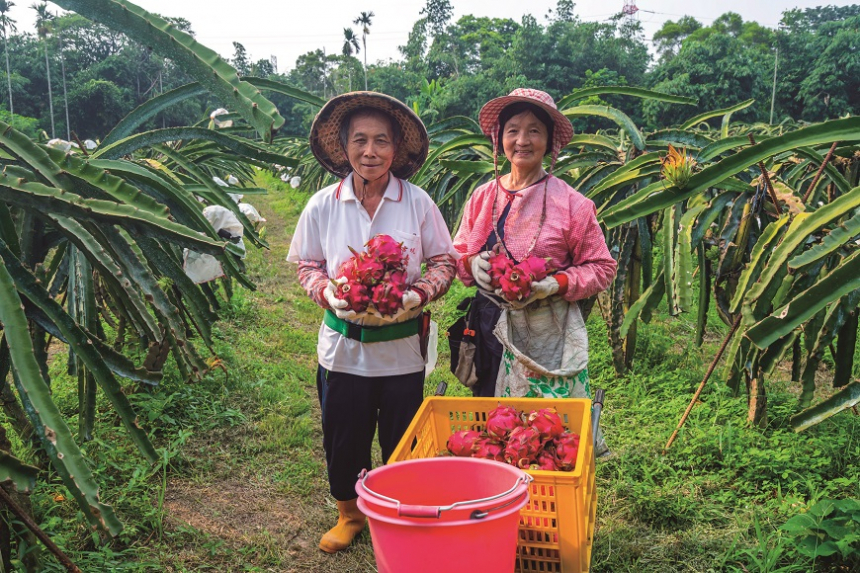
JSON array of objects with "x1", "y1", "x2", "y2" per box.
[
  {"x1": 471, "y1": 292, "x2": 504, "y2": 397},
  {"x1": 316, "y1": 365, "x2": 425, "y2": 501}
]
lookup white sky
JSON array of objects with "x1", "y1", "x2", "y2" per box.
[{"x1": 10, "y1": 1, "x2": 860, "y2": 72}]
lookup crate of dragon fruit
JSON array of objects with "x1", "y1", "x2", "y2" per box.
[{"x1": 388, "y1": 397, "x2": 596, "y2": 573}]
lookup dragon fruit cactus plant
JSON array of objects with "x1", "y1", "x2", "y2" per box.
[
  {"x1": 446, "y1": 430, "x2": 482, "y2": 457},
  {"x1": 335, "y1": 234, "x2": 410, "y2": 313},
  {"x1": 486, "y1": 404, "x2": 524, "y2": 441}
]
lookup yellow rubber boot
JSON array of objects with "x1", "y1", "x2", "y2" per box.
[{"x1": 319, "y1": 499, "x2": 366, "y2": 553}]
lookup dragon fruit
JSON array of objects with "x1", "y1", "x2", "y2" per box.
[
  {"x1": 504, "y1": 425, "x2": 542, "y2": 469},
  {"x1": 532, "y1": 449, "x2": 560, "y2": 471},
  {"x1": 350, "y1": 250, "x2": 386, "y2": 285},
  {"x1": 486, "y1": 404, "x2": 523, "y2": 441},
  {"x1": 521, "y1": 256, "x2": 552, "y2": 282},
  {"x1": 365, "y1": 234, "x2": 406, "y2": 266},
  {"x1": 371, "y1": 279, "x2": 407, "y2": 316},
  {"x1": 553, "y1": 431, "x2": 581, "y2": 471},
  {"x1": 527, "y1": 408, "x2": 565, "y2": 443},
  {"x1": 498, "y1": 264, "x2": 533, "y2": 301},
  {"x1": 333, "y1": 280, "x2": 371, "y2": 313},
  {"x1": 487, "y1": 253, "x2": 514, "y2": 289},
  {"x1": 471, "y1": 435, "x2": 505, "y2": 462},
  {"x1": 447, "y1": 430, "x2": 481, "y2": 457}
]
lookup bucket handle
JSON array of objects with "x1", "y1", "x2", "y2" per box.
[{"x1": 358, "y1": 469, "x2": 533, "y2": 519}]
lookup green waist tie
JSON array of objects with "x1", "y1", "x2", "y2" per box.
[{"x1": 324, "y1": 310, "x2": 420, "y2": 343}]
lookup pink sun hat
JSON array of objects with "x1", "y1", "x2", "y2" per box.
[{"x1": 478, "y1": 88, "x2": 574, "y2": 162}]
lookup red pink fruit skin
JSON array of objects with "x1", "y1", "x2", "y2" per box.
[
  {"x1": 532, "y1": 450, "x2": 560, "y2": 471},
  {"x1": 371, "y1": 280, "x2": 406, "y2": 316},
  {"x1": 499, "y1": 265, "x2": 533, "y2": 301},
  {"x1": 553, "y1": 431, "x2": 580, "y2": 471},
  {"x1": 334, "y1": 281, "x2": 371, "y2": 313},
  {"x1": 487, "y1": 253, "x2": 514, "y2": 289},
  {"x1": 471, "y1": 436, "x2": 505, "y2": 462},
  {"x1": 365, "y1": 234, "x2": 406, "y2": 266},
  {"x1": 447, "y1": 430, "x2": 481, "y2": 457},
  {"x1": 353, "y1": 252, "x2": 386, "y2": 285},
  {"x1": 486, "y1": 405, "x2": 523, "y2": 440},
  {"x1": 521, "y1": 256, "x2": 552, "y2": 281},
  {"x1": 504, "y1": 425, "x2": 542, "y2": 469},
  {"x1": 527, "y1": 408, "x2": 565, "y2": 442}
]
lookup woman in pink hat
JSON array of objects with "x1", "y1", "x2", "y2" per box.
[{"x1": 453, "y1": 88, "x2": 617, "y2": 402}]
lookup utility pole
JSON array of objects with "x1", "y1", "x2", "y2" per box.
[{"x1": 769, "y1": 25, "x2": 783, "y2": 125}]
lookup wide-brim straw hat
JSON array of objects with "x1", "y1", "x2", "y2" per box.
[
  {"x1": 478, "y1": 88, "x2": 574, "y2": 163},
  {"x1": 309, "y1": 91, "x2": 430, "y2": 180}
]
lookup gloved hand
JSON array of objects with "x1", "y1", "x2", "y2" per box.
[
  {"x1": 497, "y1": 276, "x2": 559, "y2": 310},
  {"x1": 368, "y1": 289, "x2": 423, "y2": 322},
  {"x1": 470, "y1": 251, "x2": 493, "y2": 291},
  {"x1": 323, "y1": 277, "x2": 358, "y2": 320}
]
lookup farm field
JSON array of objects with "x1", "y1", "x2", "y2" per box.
[{"x1": 26, "y1": 175, "x2": 857, "y2": 572}]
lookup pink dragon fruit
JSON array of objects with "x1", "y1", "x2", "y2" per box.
[
  {"x1": 350, "y1": 249, "x2": 386, "y2": 285},
  {"x1": 553, "y1": 431, "x2": 581, "y2": 471},
  {"x1": 521, "y1": 256, "x2": 552, "y2": 282},
  {"x1": 504, "y1": 425, "x2": 542, "y2": 469},
  {"x1": 471, "y1": 435, "x2": 505, "y2": 462},
  {"x1": 498, "y1": 264, "x2": 533, "y2": 301},
  {"x1": 487, "y1": 253, "x2": 514, "y2": 289},
  {"x1": 365, "y1": 234, "x2": 406, "y2": 267},
  {"x1": 531, "y1": 449, "x2": 560, "y2": 471},
  {"x1": 333, "y1": 280, "x2": 371, "y2": 313},
  {"x1": 527, "y1": 408, "x2": 565, "y2": 443},
  {"x1": 447, "y1": 430, "x2": 481, "y2": 457},
  {"x1": 486, "y1": 404, "x2": 523, "y2": 441},
  {"x1": 371, "y1": 279, "x2": 407, "y2": 316}
]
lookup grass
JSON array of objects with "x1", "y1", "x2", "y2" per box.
[{"x1": 15, "y1": 170, "x2": 860, "y2": 572}]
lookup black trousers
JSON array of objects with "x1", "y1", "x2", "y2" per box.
[
  {"x1": 316, "y1": 365, "x2": 425, "y2": 501},
  {"x1": 471, "y1": 292, "x2": 504, "y2": 397}
]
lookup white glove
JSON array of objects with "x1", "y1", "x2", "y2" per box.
[
  {"x1": 497, "y1": 276, "x2": 559, "y2": 310},
  {"x1": 323, "y1": 277, "x2": 358, "y2": 320},
  {"x1": 470, "y1": 251, "x2": 493, "y2": 291}
]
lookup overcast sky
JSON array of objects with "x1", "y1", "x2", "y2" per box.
[{"x1": 11, "y1": 1, "x2": 860, "y2": 72}]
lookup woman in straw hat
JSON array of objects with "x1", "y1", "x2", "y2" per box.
[
  {"x1": 287, "y1": 92, "x2": 457, "y2": 553},
  {"x1": 453, "y1": 88, "x2": 616, "y2": 402}
]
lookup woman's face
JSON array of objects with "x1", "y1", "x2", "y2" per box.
[{"x1": 501, "y1": 110, "x2": 549, "y2": 173}]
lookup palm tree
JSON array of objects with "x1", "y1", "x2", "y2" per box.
[
  {"x1": 353, "y1": 11, "x2": 373, "y2": 90},
  {"x1": 342, "y1": 27, "x2": 359, "y2": 91},
  {"x1": 32, "y1": 2, "x2": 55, "y2": 138},
  {"x1": 0, "y1": 0, "x2": 16, "y2": 128}
]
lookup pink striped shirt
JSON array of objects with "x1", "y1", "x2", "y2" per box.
[{"x1": 453, "y1": 175, "x2": 617, "y2": 302}]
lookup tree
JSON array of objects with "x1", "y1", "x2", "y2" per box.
[
  {"x1": 0, "y1": 0, "x2": 15, "y2": 127},
  {"x1": 353, "y1": 11, "x2": 373, "y2": 90},
  {"x1": 231, "y1": 41, "x2": 250, "y2": 76},
  {"x1": 32, "y1": 1, "x2": 55, "y2": 137},
  {"x1": 342, "y1": 28, "x2": 359, "y2": 90},
  {"x1": 652, "y1": 16, "x2": 701, "y2": 60},
  {"x1": 420, "y1": 0, "x2": 452, "y2": 37}
]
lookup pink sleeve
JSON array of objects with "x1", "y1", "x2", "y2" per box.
[
  {"x1": 411, "y1": 254, "x2": 456, "y2": 303},
  {"x1": 297, "y1": 259, "x2": 331, "y2": 309},
  {"x1": 556, "y1": 201, "x2": 617, "y2": 302}
]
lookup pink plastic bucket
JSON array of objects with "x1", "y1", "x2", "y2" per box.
[{"x1": 355, "y1": 457, "x2": 532, "y2": 573}]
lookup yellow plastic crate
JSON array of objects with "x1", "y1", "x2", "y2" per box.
[{"x1": 388, "y1": 396, "x2": 596, "y2": 573}]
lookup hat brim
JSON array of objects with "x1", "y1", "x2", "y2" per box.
[
  {"x1": 478, "y1": 95, "x2": 574, "y2": 158},
  {"x1": 309, "y1": 91, "x2": 430, "y2": 180}
]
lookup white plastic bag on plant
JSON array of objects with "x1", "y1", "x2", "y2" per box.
[
  {"x1": 227, "y1": 175, "x2": 239, "y2": 185},
  {"x1": 183, "y1": 205, "x2": 246, "y2": 284},
  {"x1": 212, "y1": 176, "x2": 228, "y2": 187},
  {"x1": 290, "y1": 176, "x2": 302, "y2": 189},
  {"x1": 239, "y1": 202, "x2": 266, "y2": 224},
  {"x1": 83, "y1": 139, "x2": 98, "y2": 150},
  {"x1": 209, "y1": 107, "x2": 232, "y2": 128},
  {"x1": 47, "y1": 138, "x2": 72, "y2": 153}
]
